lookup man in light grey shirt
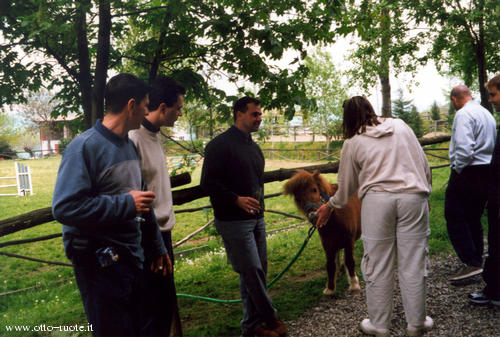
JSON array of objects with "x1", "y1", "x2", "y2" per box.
[{"x1": 445, "y1": 84, "x2": 496, "y2": 282}]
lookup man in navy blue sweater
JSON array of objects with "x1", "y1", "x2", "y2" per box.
[{"x1": 52, "y1": 73, "x2": 172, "y2": 336}]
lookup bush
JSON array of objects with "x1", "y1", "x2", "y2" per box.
[
  {"x1": 0, "y1": 139, "x2": 16, "y2": 159},
  {"x1": 58, "y1": 138, "x2": 73, "y2": 154}
]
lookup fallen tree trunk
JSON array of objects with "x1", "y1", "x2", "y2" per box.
[
  {"x1": 419, "y1": 134, "x2": 451, "y2": 146},
  {"x1": 1, "y1": 133, "x2": 452, "y2": 237},
  {"x1": 0, "y1": 172, "x2": 191, "y2": 238},
  {"x1": 172, "y1": 161, "x2": 340, "y2": 205}
]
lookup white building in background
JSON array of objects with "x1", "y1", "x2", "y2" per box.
[{"x1": 36, "y1": 115, "x2": 76, "y2": 156}]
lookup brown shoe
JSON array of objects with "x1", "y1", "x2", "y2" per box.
[
  {"x1": 449, "y1": 265, "x2": 482, "y2": 282},
  {"x1": 243, "y1": 327, "x2": 279, "y2": 337},
  {"x1": 269, "y1": 319, "x2": 288, "y2": 336}
]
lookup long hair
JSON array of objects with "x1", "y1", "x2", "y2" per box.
[{"x1": 342, "y1": 96, "x2": 380, "y2": 139}]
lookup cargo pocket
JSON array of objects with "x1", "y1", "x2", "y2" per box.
[
  {"x1": 361, "y1": 251, "x2": 374, "y2": 281},
  {"x1": 424, "y1": 245, "x2": 430, "y2": 278}
]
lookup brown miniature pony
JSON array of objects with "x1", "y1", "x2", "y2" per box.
[{"x1": 283, "y1": 170, "x2": 362, "y2": 295}]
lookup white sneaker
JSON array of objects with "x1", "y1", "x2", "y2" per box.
[
  {"x1": 407, "y1": 316, "x2": 434, "y2": 337},
  {"x1": 359, "y1": 319, "x2": 390, "y2": 337}
]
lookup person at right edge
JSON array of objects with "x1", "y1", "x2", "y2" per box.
[
  {"x1": 200, "y1": 96, "x2": 287, "y2": 337},
  {"x1": 445, "y1": 85, "x2": 496, "y2": 282},
  {"x1": 469, "y1": 74, "x2": 500, "y2": 307}
]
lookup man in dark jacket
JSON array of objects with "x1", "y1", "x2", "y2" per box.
[
  {"x1": 469, "y1": 74, "x2": 500, "y2": 307},
  {"x1": 201, "y1": 96, "x2": 287, "y2": 337}
]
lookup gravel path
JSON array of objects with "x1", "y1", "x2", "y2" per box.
[{"x1": 285, "y1": 253, "x2": 500, "y2": 336}]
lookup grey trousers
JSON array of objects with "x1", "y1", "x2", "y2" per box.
[
  {"x1": 215, "y1": 217, "x2": 276, "y2": 334},
  {"x1": 361, "y1": 192, "x2": 430, "y2": 329}
]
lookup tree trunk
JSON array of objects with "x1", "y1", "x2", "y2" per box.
[
  {"x1": 91, "y1": 0, "x2": 111, "y2": 126},
  {"x1": 148, "y1": 10, "x2": 172, "y2": 82},
  {"x1": 171, "y1": 162, "x2": 341, "y2": 205},
  {"x1": 75, "y1": 0, "x2": 93, "y2": 130},
  {"x1": 475, "y1": 8, "x2": 493, "y2": 112},
  {"x1": 379, "y1": 8, "x2": 392, "y2": 117}
]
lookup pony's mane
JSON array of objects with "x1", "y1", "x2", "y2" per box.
[{"x1": 283, "y1": 170, "x2": 335, "y2": 212}]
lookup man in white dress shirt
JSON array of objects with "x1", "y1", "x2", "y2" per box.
[{"x1": 445, "y1": 84, "x2": 496, "y2": 282}]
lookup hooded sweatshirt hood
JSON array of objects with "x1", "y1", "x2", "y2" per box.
[
  {"x1": 328, "y1": 117, "x2": 431, "y2": 209},
  {"x1": 363, "y1": 117, "x2": 394, "y2": 138}
]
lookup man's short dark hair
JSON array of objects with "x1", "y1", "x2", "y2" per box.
[
  {"x1": 233, "y1": 96, "x2": 260, "y2": 121},
  {"x1": 104, "y1": 73, "x2": 151, "y2": 114},
  {"x1": 148, "y1": 77, "x2": 186, "y2": 111},
  {"x1": 486, "y1": 74, "x2": 500, "y2": 91}
]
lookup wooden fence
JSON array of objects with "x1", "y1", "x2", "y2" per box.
[{"x1": 0, "y1": 134, "x2": 451, "y2": 268}]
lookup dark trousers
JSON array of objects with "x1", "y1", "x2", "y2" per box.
[
  {"x1": 73, "y1": 262, "x2": 145, "y2": 337},
  {"x1": 445, "y1": 165, "x2": 489, "y2": 267},
  {"x1": 484, "y1": 205, "x2": 500, "y2": 300},
  {"x1": 142, "y1": 231, "x2": 182, "y2": 337}
]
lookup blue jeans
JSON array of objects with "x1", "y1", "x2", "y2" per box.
[{"x1": 215, "y1": 217, "x2": 276, "y2": 334}]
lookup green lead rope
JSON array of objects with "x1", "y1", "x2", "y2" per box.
[{"x1": 176, "y1": 225, "x2": 317, "y2": 304}]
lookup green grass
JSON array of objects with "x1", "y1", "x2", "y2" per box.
[{"x1": 0, "y1": 148, "x2": 460, "y2": 337}]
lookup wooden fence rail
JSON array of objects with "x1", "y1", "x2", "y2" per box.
[{"x1": 0, "y1": 133, "x2": 451, "y2": 238}]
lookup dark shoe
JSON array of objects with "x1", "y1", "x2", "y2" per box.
[
  {"x1": 468, "y1": 291, "x2": 490, "y2": 305},
  {"x1": 469, "y1": 291, "x2": 500, "y2": 307},
  {"x1": 243, "y1": 327, "x2": 279, "y2": 337},
  {"x1": 269, "y1": 318, "x2": 288, "y2": 336},
  {"x1": 449, "y1": 265, "x2": 482, "y2": 281}
]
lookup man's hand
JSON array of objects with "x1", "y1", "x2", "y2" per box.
[
  {"x1": 315, "y1": 204, "x2": 334, "y2": 228},
  {"x1": 129, "y1": 190, "x2": 156, "y2": 213},
  {"x1": 235, "y1": 196, "x2": 261, "y2": 215},
  {"x1": 151, "y1": 253, "x2": 173, "y2": 276}
]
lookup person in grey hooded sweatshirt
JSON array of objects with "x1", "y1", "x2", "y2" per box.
[{"x1": 316, "y1": 96, "x2": 433, "y2": 337}]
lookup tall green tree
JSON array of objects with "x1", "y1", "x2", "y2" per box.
[
  {"x1": 409, "y1": 105, "x2": 424, "y2": 138},
  {"x1": 447, "y1": 100, "x2": 456, "y2": 130},
  {"x1": 430, "y1": 101, "x2": 441, "y2": 121},
  {"x1": 1, "y1": 0, "x2": 343, "y2": 130},
  {"x1": 392, "y1": 88, "x2": 412, "y2": 123},
  {"x1": 409, "y1": 0, "x2": 500, "y2": 112},
  {"x1": 342, "y1": 0, "x2": 425, "y2": 116},
  {"x1": 0, "y1": 113, "x2": 20, "y2": 158},
  {"x1": 303, "y1": 49, "x2": 348, "y2": 153}
]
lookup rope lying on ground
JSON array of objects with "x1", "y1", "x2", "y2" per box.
[{"x1": 176, "y1": 225, "x2": 317, "y2": 304}]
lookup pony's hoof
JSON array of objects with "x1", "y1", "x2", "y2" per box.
[
  {"x1": 323, "y1": 288, "x2": 335, "y2": 296},
  {"x1": 350, "y1": 289, "x2": 361, "y2": 296}
]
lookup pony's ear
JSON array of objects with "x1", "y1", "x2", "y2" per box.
[
  {"x1": 331, "y1": 184, "x2": 339, "y2": 195},
  {"x1": 283, "y1": 170, "x2": 306, "y2": 197},
  {"x1": 312, "y1": 171, "x2": 333, "y2": 195}
]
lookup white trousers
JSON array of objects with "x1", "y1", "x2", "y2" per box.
[{"x1": 361, "y1": 192, "x2": 430, "y2": 329}]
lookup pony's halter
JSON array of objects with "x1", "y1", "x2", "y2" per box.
[{"x1": 303, "y1": 192, "x2": 330, "y2": 225}]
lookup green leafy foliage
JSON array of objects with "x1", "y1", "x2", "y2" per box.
[
  {"x1": 392, "y1": 89, "x2": 424, "y2": 138},
  {"x1": 430, "y1": 101, "x2": 441, "y2": 121},
  {"x1": 1, "y1": 0, "x2": 344, "y2": 130},
  {"x1": 407, "y1": 0, "x2": 500, "y2": 110},
  {"x1": 302, "y1": 49, "x2": 348, "y2": 150},
  {"x1": 342, "y1": 0, "x2": 427, "y2": 116}
]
